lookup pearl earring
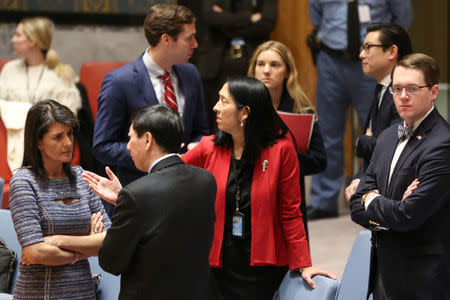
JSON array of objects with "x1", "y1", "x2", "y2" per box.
[{"x1": 240, "y1": 120, "x2": 244, "y2": 127}]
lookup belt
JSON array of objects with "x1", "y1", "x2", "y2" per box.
[{"x1": 321, "y1": 44, "x2": 359, "y2": 61}]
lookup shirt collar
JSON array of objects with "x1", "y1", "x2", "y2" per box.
[
  {"x1": 142, "y1": 48, "x2": 172, "y2": 78},
  {"x1": 148, "y1": 153, "x2": 178, "y2": 173},
  {"x1": 379, "y1": 74, "x2": 391, "y2": 88},
  {"x1": 404, "y1": 106, "x2": 435, "y2": 131}
]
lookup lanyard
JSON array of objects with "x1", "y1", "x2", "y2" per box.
[
  {"x1": 26, "y1": 64, "x2": 45, "y2": 103},
  {"x1": 230, "y1": 154, "x2": 242, "y2": 212}
]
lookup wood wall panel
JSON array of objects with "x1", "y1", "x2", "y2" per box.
[{"x1": 270, "y1": 0, "x2": 317, "y2": 105}]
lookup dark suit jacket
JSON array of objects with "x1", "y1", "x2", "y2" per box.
[
  {"x1": 99, "y1": 155, "x2": 217, "y2": 300},
  {"x1": 92, "y1": 55, "x2": 209, "y2": 185},
  {"x1": 196, "y1": 0, "x2": 277, "y2": 79},
  {"x1": 350, "y1": 108, "x2": 450, "y2": 299},
  {"x1": 355, "y1": 85, "x2": 401, "y2": 179}
]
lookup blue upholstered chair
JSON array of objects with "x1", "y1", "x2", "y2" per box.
[
  {"x1": 275, "y1": 272, "x2": 339, "y2": 300},
  {"x1": 275, "y1": 230, "x2": 372, "y2": 300},
  {"x1": 88, "y1": 256, "x2": 121, "y2": 300},
  {"x1": 0, "y1": 209, "x2": 21, "y2": 294},
  {"x1": 336, "y1": 230, "x2": 371, "y2": 300}
]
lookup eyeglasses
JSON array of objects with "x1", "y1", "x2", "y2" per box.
[
  {"x1": 389, "y1": 85, "x2": 431, "y2": 95},
  {"x1": 359, "y1": 44, "x2": 389, "y2": 54}
]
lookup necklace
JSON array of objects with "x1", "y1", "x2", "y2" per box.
[{"x1": 26, "y1": 64, "x2": 45, "y2": 103}]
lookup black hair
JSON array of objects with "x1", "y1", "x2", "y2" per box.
[
  {"x1": 214, "y1": 77, "x2": 291, "y2": 164},
  {"x1": 131, "y1": 104, "x2": 184, "y2": 153},
  {"x1": 367, "y1": 23, "x2": 412, "y2": 60},
  {"x1": 22, "y1": 99, "x2": 79, "y2": 185}
]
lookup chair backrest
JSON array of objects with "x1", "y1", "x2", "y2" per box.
[
  {"x1": 0, "y1": 178, "x2": 4, "y2": 209},
  {"x1": 88, "y1": 256, "x2": 121, "y2": 300},
  {"x1": 0, "y1": 59, "x2": 11, "y2": 204},
  {"x1": 276, "y1": 272, "x2": 339, "y2": 300},
  {"x1": 79, "y1": 62, "x2": 126, "y2": 119},
  {"x1": 335, "y1": 230, "x2": 371, "y2": 300},
  {"x1": 0, "y1": 118, "x2": 11, "y2": 209},
  {"x1": 0, "y1": 209, "x2": 21, "y2": 293},
  {"x1": 0, "y1": 59, "x2": 12, "y2": 72}
]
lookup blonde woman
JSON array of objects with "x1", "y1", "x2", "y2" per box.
[
  {"x1": 0, "y1": 17, "x2": 81, "y2": 172},
  {"x1": 248, "y1": 40, "x2": 328, "y2": 236}
]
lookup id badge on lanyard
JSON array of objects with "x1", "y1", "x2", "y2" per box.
[
  {"x1": 231, "y1": 157, "x2": 245, "y2": 238},
  {"x1": 232, "y1": 211, "x2": 244, "y2": 237}
]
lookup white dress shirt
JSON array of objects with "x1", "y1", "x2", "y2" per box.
[{"x1": 142, "y1": 49, "x2": 186, "y2": 117}]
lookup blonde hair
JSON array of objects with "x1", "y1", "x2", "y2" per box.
[
  {"x1": 21, "y1": 17, "x2": 75, "y2": 84},
  {"x1": 248, "y1": 40, "x2": 315, "y2": 115}
]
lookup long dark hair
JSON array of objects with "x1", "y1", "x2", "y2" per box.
[
  {"x1": 22, "y1": 99, "x2": 79, "y2": 185},
  {"x1": 214, "y1": 77, "x2": 291, "y2": 163}
]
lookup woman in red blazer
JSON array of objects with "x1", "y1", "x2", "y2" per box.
[
  {"x1": 182, "y1": 77, "x2": 335, "y2": 299},
  {"x1": 82, "y1": 77, "x2": 336, "y2": 299}
]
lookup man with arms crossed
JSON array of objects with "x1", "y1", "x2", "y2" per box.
[
  {"x1": 93, "y1": 4, "x2": 208, "y2": 188},
  {"x1": 93, "y1": 104, "x2": 216, "y2": 299},
  {"x1": 345, "y1": 23, "x2": 412, "y2": 201},
  {"x1": 350, "y1": 53, "x2": 450, "y2": 299},
  {"x1": 307, "y1": 0, "x2": 413, "y2": 219}
]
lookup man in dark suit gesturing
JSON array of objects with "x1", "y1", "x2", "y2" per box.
[
  {"x1": 93, "y1": 4, "x2": 208, "y2": 188},
  {"x1": 345, "y1": 23, "x2": 412, "y2": 201},
  {"x1": 97, "y1": 105, "x2": 216, "y2": 300},
  {"x1": 350, "y1": 53, "x2": 450, "y2": 299}
]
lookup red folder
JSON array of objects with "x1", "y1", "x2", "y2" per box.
[{"x1": 278, "y1": 111, "x2": 315, "y2": 152}]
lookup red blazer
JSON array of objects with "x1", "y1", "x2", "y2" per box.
[{"x1": 183, "y1": 135, "x2": 311, "y2": 270}]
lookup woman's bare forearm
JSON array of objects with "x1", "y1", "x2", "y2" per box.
[
  {"x1": 45, "y1": 232, "x2": 107, "y2": 257},
  {"x1": 21, "y1": 242, "x2": 77, "y2": 266}
]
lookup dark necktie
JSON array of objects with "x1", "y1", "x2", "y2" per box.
[
  {"x1": 162, "y1": 72, "x2": 178, "y2": 111},
  {"x1": 347, "y1": 0, "x2": 361, "y2": 60},
  {"x1": 370, "y1": 84, "x2": 383, "y2": 127},
  {"x1": 397, "y1": 124, "x2": 414, "y2": 141}
]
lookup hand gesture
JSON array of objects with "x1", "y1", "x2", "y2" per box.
[
  {"x1": 82, "y1": 166, "x2": 122, "y2": 205},
  {"x1": 301, "y1": 267, "x2": 338, "y2": 289}
]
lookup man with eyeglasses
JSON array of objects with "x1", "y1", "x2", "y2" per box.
[
  {"x1": 345, "y1": 23, "x2": 412, "y2": 202},
  {"x1": 307, "y1": 0, "x2": 413, "y2": 220},
  {"x1": 350, "y1": 53, "x2": 450, "y2": 299}
]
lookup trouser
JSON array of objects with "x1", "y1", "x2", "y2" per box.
[{"x1": 310, "y1": 50, "x2": 376, "y2": 212}]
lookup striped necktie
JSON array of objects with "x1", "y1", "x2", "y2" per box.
[{"x1": 162, "y1": 72, "x2": 177, "y2": 111}]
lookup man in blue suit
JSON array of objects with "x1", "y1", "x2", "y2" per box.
[
  {"x1": 350, "y1": 53, "x2": 450, "y2": 299},
  {"x1": 93, "y1": 4, "x2": 208, "y2": 187},
  {"x1": 345, "y1": 23, "x2": 412, "y2": 202}
]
